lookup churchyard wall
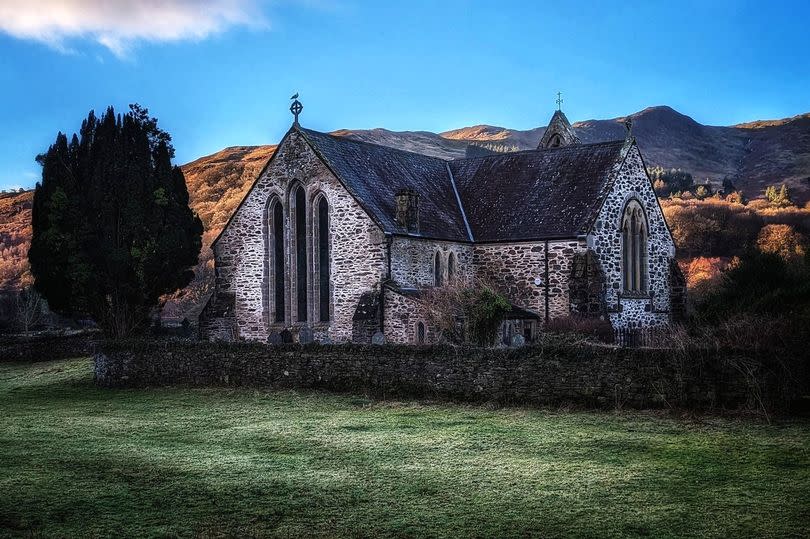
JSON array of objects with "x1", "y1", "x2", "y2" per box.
[{"x1": 94, "y1": 339, "x2": 800, "y2": 413}]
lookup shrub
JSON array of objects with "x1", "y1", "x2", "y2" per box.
[
  {"x1": 756, "y1": 224, "x2": 807, "y2": 264},
  {"x1": 764, "y1": 184, "x2": 793, "y2": 207},
  {"x1": 462, "y1": 287, "x2": 511, "y2": 347}
]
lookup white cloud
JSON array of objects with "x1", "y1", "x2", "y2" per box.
[{"x1": 0, "y1": 0, "x2": 267, "y2": 58}]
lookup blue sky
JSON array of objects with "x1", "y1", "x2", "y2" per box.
[{"x1": 1, "y1": 0, "x2": 808, "y2": 191}]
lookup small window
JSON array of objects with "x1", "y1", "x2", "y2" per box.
[
  {"x1": 433, "y1": 252, "x2": 443, "y2": 286},
  {"x1": 417, "y1": 322, "x2": 426, "y2": 344},
  {"x1": 447, "y1": 252, "x2": 456, "y2": 283}
]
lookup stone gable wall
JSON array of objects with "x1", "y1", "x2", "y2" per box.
[
  {"x1": 207, "y1": 130, "x2": 387, "y2": 343},
  {"x1": 472, "y1": 240, "x2": 587, "y2": 320},
  {"x1": 588, "y1": 144, "x2": 677, "y2": 328}
]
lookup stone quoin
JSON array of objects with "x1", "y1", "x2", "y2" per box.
[{"x1": 200, "y1": 103, "x2": 684, "y2": 343}]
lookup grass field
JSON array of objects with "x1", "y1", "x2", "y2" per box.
[{"x1": 1, "y1": 358, "x2": 808, "y2": 538}]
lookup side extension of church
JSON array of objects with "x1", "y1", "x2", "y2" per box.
[{"x1": 200, "y1": 107, "x2": 686, "y2": 344}]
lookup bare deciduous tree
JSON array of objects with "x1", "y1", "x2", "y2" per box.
[{"x1": 15, "y1": 287, "x2": 43, "y2": 333}]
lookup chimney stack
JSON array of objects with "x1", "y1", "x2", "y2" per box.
[{"x1": 395, "y1": 188, "x2": 419, "y2": 232}]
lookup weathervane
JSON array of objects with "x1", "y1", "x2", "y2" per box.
[
  {"x1": 556, "y1": 91, "x2": 563, "y2": 111},
  {"x1": 290, "y1": 93, "x2": 303, "y2": 124}
]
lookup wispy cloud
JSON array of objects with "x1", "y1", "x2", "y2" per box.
[{"x1": 0, "y1": 0, "x2": 267, "y2": 58}]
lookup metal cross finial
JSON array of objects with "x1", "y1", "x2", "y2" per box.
[
  {"x1": 556, "y1": 91, "x2": 563, "y2": 111},
  {"x1": 290, "y1": 93, "x2": 303, "y2": 124}
]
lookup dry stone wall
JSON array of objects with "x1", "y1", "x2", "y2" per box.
[
  {"x1": 94, "y1": 339, "x2": 797, "y2": 412},
  {"x1": 0, "y1": 332, "x2": 98, "y2": 362}
]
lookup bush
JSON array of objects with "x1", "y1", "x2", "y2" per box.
[
  {"x1": 764, "y1": 184, "x2": 793, "y2": 207},
  {"x1": 698, "y1": 250, "x2": 810, "y2": 320},
  {"x1": 463, "y1": 287, "x2": 511, "y2": 347}
]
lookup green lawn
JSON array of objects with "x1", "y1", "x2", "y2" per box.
[{"x1": 0, "y1": 359, "x2": 808, "y2": 538}]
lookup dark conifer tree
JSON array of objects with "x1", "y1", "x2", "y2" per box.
[{"x1": 29, "y1": 105, "x2": 203, "y2": 337}]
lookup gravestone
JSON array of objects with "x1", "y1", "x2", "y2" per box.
[
  {"x1": 267, "y1": 332, "x2": 282, "y2": 345},
  {"x1": 298, "y1": 326, "x2": 314, "y2": 344},
  {"x1": 371, "y1": 331, "x2": 386, "y2": 345},
  {"x1": 280, "y1": 329, "x2": 293, "y2": 343},
  {"x1": 511, "y1": 334, "x2": 525, "y2": 347}
]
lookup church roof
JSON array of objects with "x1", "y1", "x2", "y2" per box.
[
  {"x1": 451, "y1": 141, "x2": 626, "y2": 241},
  {"x1": 297, "y1": 125, "x2": 627, "y2": 243},
  {"x1": 299, "y1": 127, "x2": 470, "y2": 241}
]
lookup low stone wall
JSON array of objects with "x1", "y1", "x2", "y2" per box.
[
  {"x1": 94, "y1": 339, "x2": 799, "y2": 411},
  {"x1": 0, "y1": 332, "x2": 98, "y2": 362}
]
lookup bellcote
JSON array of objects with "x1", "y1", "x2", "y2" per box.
[{"x1": 538, "y1": 110, "x2": 580, "y2": 150}]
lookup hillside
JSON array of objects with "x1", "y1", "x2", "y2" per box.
[
  {"x1": 439, "y1": 106, "x2": 810, "y2": 202},
  {"x1": 0, "y1": 191, "x2": 33, "y2": 290},
  {"x1": 2, "y1": 105, "x2": 809, "y2": 321}
]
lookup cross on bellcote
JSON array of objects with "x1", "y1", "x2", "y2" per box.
[
  {"x1": 290, "y1": 93, "x2": 303, "y2": 124},
  {"x1": 556, "y1": 91, "x2": 563, "y2": 111}
]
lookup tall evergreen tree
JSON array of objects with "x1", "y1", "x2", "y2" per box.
[{"x1": 29, "y1": 105, "x2": 203, "y2": 337}]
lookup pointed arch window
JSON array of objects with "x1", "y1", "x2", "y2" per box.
[
  {"x1": 434, "y1": 252, "x2": 443, "y2": 286},
  {"x1": 417, "y1": 322, "x2": 426, "y2": 344},
  {"x1": 621, "y1": 200, "x2": 648, "y2": 294},
  {"x1": 447, "y1": 252, "x2": 456, "y2": 284},
  {"x1": 270, "y1": 198, "x2": 285, "y2": 322},
  {"x1": 293, "y1": 185, "x2": 308, "y2": 321},
  {"x1": 316, "y1": 196, "x2": 331, "y2": 322}
]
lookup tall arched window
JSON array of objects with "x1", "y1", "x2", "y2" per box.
[
  {"x1": 434, "y1": 252, "x2": 443, "y2": 286},
  {"x1": 622, "y1": 200, "x2": 648, "y2": 294},
  {"x1": 293, "y1": 185, "x2": 308, "y2": 321},
  {"x1": 416, "y1": 322, "x2": 426, "y2": 344},
  {"x1": 316, "y1": 196, "x2": 330, "y2": 322},
  {"x1": 447, "y1": 252, "x2": 456, "y2": 284},
  {"x1": 271, "y1": 198, "x2": 285, "y2": 322}
]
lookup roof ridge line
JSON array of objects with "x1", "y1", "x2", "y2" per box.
[
  {"x1": 301, "y1": 126, "x2": 453, "y2": 163},
  {"x1": 446, "y1": 163, "x2": 474, "y2": 242},
  {"x1": 451, "y1": 139, "x2": 627, "y2": 163}
]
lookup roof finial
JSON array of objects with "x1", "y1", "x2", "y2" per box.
[
  {"x1": 555, "y1": 91, "x2": 563, "y2": 111},
  {"x1": 290, "y1": 93, "x2": 303, "y2": 125},
  {"x1": 624, "y1": 117, "x2": 633, "y2": 136}
]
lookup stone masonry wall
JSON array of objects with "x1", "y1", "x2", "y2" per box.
[
  {"x1": 94, "y1": 339, "x2": 798, "y2": 412},
  {"x1": 0, "y1": 332, "x2": 98, "y2": 362},
  {"x1": 389, "y1": 236, "x2": 474, "y2": 287},
  {"x1": 208, "y1": 129, "x2": 387, "y2": 343},
  {"x1": 588, "y1": 143, "x2": 677, "y2": 328},
  {"x1": 382, "y1": 287, "x2": 440, "y2": 344},
  {"x1": 473, "y1": 239, "x2": 587, "y2": 320}
]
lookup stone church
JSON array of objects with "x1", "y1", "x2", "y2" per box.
[{"x1": 200, "y1": 102, "x2": 685, "y2": 344}]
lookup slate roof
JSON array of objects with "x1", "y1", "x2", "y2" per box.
[
  {"x1": 297, "y1": 126, "x2": 627, "y2": 243},
  {"x1": 299, "y1": 128, "x2": 470, "y2": 241},
  {"x1": 450, "y1": 141, "x2": 626, "y2": 241}
]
